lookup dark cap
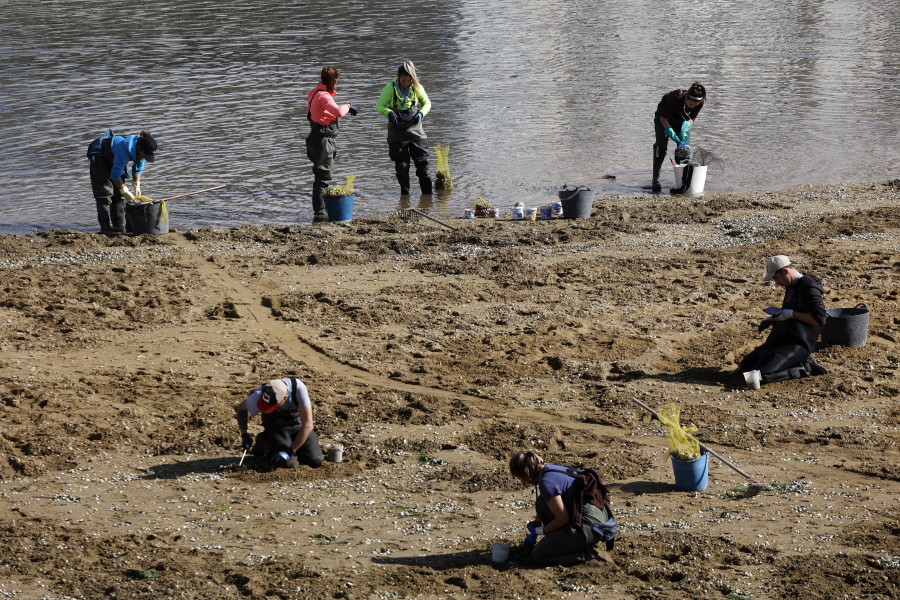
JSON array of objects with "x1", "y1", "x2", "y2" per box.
[{"x1": 137, "y1": 133, "x2": 157, "y2": 162}]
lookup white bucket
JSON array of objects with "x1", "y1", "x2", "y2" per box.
[
  {"x1": 672, "y1": 164, "x2": 708, "y2": 194},
  {"x1": 491, "y1": 543, "x2": 510, "y2": 563}
]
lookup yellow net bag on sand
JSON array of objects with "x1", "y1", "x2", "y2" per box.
[
  {"x1": 657, "y1": 403, "x2": 701, "y2": 461},
  {"x1": 434, "y1": 144, "x2": 453, "y2": 190},
  {"x1": 326, "y1": 175, "x2": 356, "y2": 197}
]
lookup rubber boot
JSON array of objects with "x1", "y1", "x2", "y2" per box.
[
  {"x1": 95, "y1": 199, "x2": 113, "y2": 233},
  {"x1": 651, "y1": 146, "x2": 664, "y2": 193},
  {"x1": 110, "y1": 199, "x2": 126, "y2": 234},
  {"x1": 416, "y1": 163, "x2": 432, "y2": 195},
  {"x1": 311, "y1": 181, "x2": 329, "y2": 221},
  {"x1": 395, "y1": 161, "x2": 411, "y2": 195}
]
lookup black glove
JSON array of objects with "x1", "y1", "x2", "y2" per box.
[
  {"x1": 241, "y1": 432, "x2": 253, "y2": 450},
  {"x1": 388, "y1": 111, "x2": 399, "y2": 126},
  {"x1": 757, "y1": 318, "x2": 774, "y2": 334},
  {"x1": 348, "y1": 105, "x2": 358, "y2": 116}
]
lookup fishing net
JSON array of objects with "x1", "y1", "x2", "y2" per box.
[
  {"x1": 326, "y1": 175, "x2": 356, "y2": 197},
  {"x1": 656, "y1": 403, "x2": 701, "y2": 461},
  {"x1": 680, "y1": 146, "x2": 725, "y2": 172},
  {"x1": 434, "y1": 144, "x2": 453, "y2": 190}
]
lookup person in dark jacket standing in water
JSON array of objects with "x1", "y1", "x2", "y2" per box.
[
  {"x1": 235, "y1": 378, "x2": 324, "y2": 468},
  {"x1": 376, "y1": 60, "x2": 433, "y2": 196},
  {"x1": 651, "y1": 82, "x2": 706, "y2": 192},
  {"x1": 86, "y1": 129, "x2": 157, "y2": 234},
  {"x1": 306, "y1": 66, "x2": 358, "y2": 222},
  {"x1": 726, "y1": 255, "x2": 829, "y2": 390}
]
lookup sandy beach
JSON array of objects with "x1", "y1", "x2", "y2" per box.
[{"x1": 1, "y1": 181, "x2": 898, "y2": 600}]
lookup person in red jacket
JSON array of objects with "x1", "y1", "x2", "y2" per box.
[
  {"x1": 652, "y1": 82, "x2": 706, "y2": 192},
  {"x1": 305, "y1": 66, "x2": 358, "y2": 221}
]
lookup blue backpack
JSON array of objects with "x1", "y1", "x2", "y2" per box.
[{"x1": 86, "y1": 128, "x2": 114, "y2": 159}]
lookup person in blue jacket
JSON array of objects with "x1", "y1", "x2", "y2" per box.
[
  {"x1": 86, "y1": 129, "x2": 157, "y2": 234},
  {"x1": 652, "y1": 82, "x2": 705, "y2": 192}
]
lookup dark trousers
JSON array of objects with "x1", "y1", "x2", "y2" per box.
[
  {"x1": 306, "y1": 133, "x2": 336, "y2": 214},
  {"x1": 89, "y1": 154, "x2": 126, "y2": 233},
  {"x1": 253, "y1": 426, "x2": 324, "y2": 468},
  {"x1": 389, "y1": 139, "x2": 431, "y2": 194},
  {"x1": 737, "y1": 341, "x2": 812, "y2": 384},
  {"x1": 531, "y1": 495, "x2": 606, "y2": 565}
]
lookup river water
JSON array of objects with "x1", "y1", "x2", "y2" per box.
[{"x1": 1, "y1": 0, "x2": 898, "y2": 233}]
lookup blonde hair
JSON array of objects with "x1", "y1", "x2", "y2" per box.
[
  {"x1": 509, "y1": 450, "x2": 544, "y2": 484},
  {"x1": 398, "y1": 60, "x2": 420, "y2": 91}
]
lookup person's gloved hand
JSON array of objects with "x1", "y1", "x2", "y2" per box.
[
  {"x1": 119, "y1": 186, "x2": 136, "y2": 202},
  {"x1": 241, "y1": 432, "x2": 253, "y2": 450},
  {"x1": 526, "y1": 522, "x2": 544, "y2": 536},
  {"x1": 348, "y1": 105, "x2": 358, "y2": 116},
  {"x1": 388, "y1": 111, "x2": 399, "y2": 127},
  {"x1": 680, "y1": 120, "x2": 691, "y2": 140},
  {"x1": 772, "y1": 308, "x2": 794, "y2": 321},
  {"x1": 523, "y1": 531, "x2": 538, "y2": 548},
  {"x1": 134, "y1": 182, "x2": 141, "y2": 199},
  {"x1": 413, "y1": 112, "x2": 422, "y2": 125},
  {"x1": 757, "y1": 318, "x2": 774, "y2": 333},
  {"x1": 273, "y1": 451, "x2": 291, "y2": 464},
  {"x1": 664, "y1": 127, "x2": 680, "y2": 143}
]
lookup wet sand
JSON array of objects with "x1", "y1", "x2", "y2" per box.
[{"x1": 1, "y1": 181, "x2": 898, "y2": 599}]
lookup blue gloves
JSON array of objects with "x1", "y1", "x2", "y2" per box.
[
  {"x1": 523, "y1": 521, "x2": 543, "y2": 548},
  {"x1": 241, "y1": 432, "x2": 254, "y2": 450},
  {"x1": 680, "y1": 120, "x2": 691, "y2": 141},
  {"x1": 273, "y1": 451, "x2": 291, "y2": 464},
  {"x1": 388, "y1": 111, "x2": 399, "y2": 127},
  {"x1": 413, "y1": 112, "x2": 422, "y2": 125},
  {"x1": 348, "y1": 105, "x2": 358, "y2": 116}
]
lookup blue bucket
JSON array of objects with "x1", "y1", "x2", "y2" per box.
[
  {"x1": 324, "y1": 193, "x2": 354, "y2": 222},
  {"x1": 671, "y1": 449, "x2": 709, "y2": 491}
]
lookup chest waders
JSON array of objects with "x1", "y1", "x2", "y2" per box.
[
  {"x1": 88, "y1": 136, "x2": 127, "y2": 233},
  {"x1": 387, "y1": 84, "x2": 432, "y2": 195},
  {"x1": 306, "y1": 90, "x2": 340, "y2": 217},
  {"x1": 256, "y1": 378, "x2": 325, "y2": 468}
]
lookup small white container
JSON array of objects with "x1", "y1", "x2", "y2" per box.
[
  {"x1": 491, "y1": 543, "x2": 510, "y2": 563},
  {"x1": 326, "y1": 445, "x2": 344, "y2": 463}
]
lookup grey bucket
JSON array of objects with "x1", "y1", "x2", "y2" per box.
[
  {"x1": 126, "y1": 200, "x2": 169, "y2": 235},
  {"x1": 820, "y1": 303, "x2": 869, "y2": 348},
  {"x1": 558, "y1": 185, "x2": 594, "y2": 219}
]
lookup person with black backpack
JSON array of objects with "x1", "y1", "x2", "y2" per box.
[
  {"x1": 509, "y1": 450, "x2": 619, "y2": 566},
  {"x1": 234, "y1": 378, "x2": 324, "y2": 468}
]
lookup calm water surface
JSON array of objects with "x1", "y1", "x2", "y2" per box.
[{"x1": 1, "y1": 0, "x2": 898, "y2": 233}]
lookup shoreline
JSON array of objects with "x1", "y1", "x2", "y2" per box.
[{"x1": 1, "y1": 180, "x2": 898, "y2": 599}]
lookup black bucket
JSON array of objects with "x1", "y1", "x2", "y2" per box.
[
  {"x1": 126, "y1": 200, "x2": 169, "y2": 235},
  {"x1": 820, "y1": 303, "x2": 869, "y2": 348},
  {"x1": 558, "y1": 185, "x2": 594, "y2": 219}
]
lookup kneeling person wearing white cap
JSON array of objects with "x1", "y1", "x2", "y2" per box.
[
  {"x1": 726, "y1": 255, "x2": 828, "y2": 390},
  {"x1": 235, "y1": 378, "x2": 324, "y2": 468}
]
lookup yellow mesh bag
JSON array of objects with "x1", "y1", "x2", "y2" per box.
[
  {"x1": 434, "y1": 144, "x2": 453, "y2": 190},
  {"x1": 657, "y1": 403, "x2": 701, "y2": 461},
  {"x1": 326, "y1": 175, "x2": 356, "y2": 197}
]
